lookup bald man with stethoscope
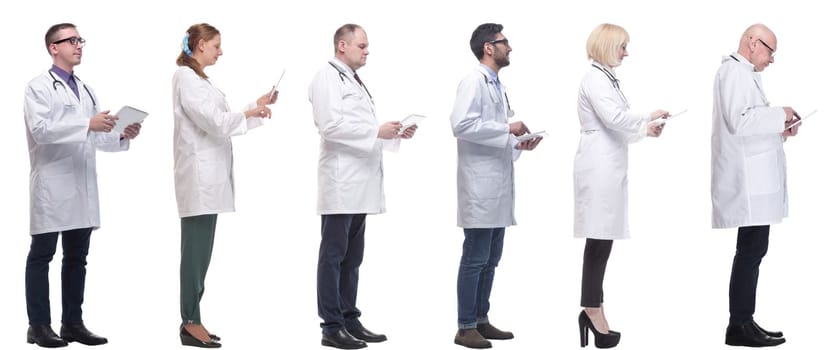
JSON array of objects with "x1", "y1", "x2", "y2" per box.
[{"x1": 22, "y1": 23, "x2": 142, "y2": 348}]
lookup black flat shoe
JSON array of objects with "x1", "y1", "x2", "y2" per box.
[
  {"x1": 27, "y1": 325, "x2": 68, "y2": 348},
  {"x1": 322, "y1": 328, "x2": 367, "y2": 349},
  {"x1": 347, "y1": 324, "x2": 387, "y2": 343},
  {"x1": 180, "y1": 326, "x2": 221, "y2": 348},
  {"x1": 725, "y1": 322, "x2": 785, "y2": 347},
  {"x1": 578, "y1": 310, "x2": 620, "y2": 348},
  {"x1": 60, "y1": 323, "x2": 107, "y2": 346}
]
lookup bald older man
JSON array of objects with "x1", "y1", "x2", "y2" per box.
[{"x1": 711, "y1": 23, "x2": 801, "y2": 348}]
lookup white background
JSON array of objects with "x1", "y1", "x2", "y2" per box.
[{"x1": 1, "y1": 1, "x2": 837, "y2": 349}]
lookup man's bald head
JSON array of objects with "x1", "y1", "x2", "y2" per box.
[{"x1": 738, "y1": 23, "x2": 777, "y2": 72}]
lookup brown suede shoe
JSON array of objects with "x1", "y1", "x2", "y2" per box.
[
  {"x1": 454, "y1": 328, "x2": 492, "y2": 349},
  {"x1": 477, "y1": 323, "x2": 514, "y2": 340}
]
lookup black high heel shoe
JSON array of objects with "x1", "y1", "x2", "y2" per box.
[
  {"x1": 180, "y1": 326, "x2": 222, "y2": 348},
  {"x1": 578, "y1": 310, "x2": 620, "y2": 348}
]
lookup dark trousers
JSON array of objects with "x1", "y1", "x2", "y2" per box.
[
  {"x1": 317, "y1": 214, "x2": 366, "y2": 334},
  {"x1": 25, "y1": 228, "x2": 93, "y2": 325},
  {"x1": 580, "y1": 238, "x2": 613, "y2": 307},
  {"x1": 456, "y1": 227, "x2": 506, "y2": 328},
  {"x1": 180, "y1": 214, "x2": 218, "y2": 325},
  {"x1": 729, "y1": 225, "x2": 770, "y2": 325}
]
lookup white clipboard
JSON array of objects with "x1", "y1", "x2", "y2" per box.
[
  {"x1": 516, "y1": 130, "x2": 548, "y2": 142},
  {"x1": 786, "y1": 109, "x2": 816, "y2": 129},
  {"x1": 400, "y1": 114, "x2": 426, "y2": 133},
  {"x1": 114, "y1": 106, "x2": 148, "y2": 133}
]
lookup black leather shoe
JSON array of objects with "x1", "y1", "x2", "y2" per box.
[
  {"x1": 180, "y1": 326, "x2": 221, "y2": 348},
  {"x1": 27, "y1": 325, "x2": 68, "y2": 348},
  {"x1": 347, "y1": 324, "x2": 387, "y2": 343},
  {"x1": 322, "y1": 328, "x2": 367, "y2": 349},
  {"x1": 60, "y1": 323, "x2": 107, "y2": 346},
  {"x1": 725, "y1": 322, "x2": 786, "y2": 347},
  {"x1": 752, "y1": 321, "x2": 783, "y2": 338}
]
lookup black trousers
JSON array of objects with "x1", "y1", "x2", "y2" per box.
[
  {"x1": 317, "y1": 214, "x2": 366, "y2": 334},
  {"x1": 25, "y1": 228, "x2": 93, "y2": 325},
  {"x1": 729, "y1": 225, "x2": 770, "y2": 325},
  {"x1": 580, "y1": 238, "x2": 613, "y2": 307}
]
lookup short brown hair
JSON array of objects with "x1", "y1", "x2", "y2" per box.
[{"x1": 44, "y1": 23, "x2": 76, "y2": 55}]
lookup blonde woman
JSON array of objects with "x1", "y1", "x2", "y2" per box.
[{"x1": 573, "y1": 23, "x2": 669, "y2": 348}]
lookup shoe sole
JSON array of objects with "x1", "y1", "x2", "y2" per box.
[
  {"x1": 725, "y1": 338, "x2": 786, "y2": 347},
  {"x1": 321, "y1": 339, "x2": 367, "y2": 349},
  {"x1": 454, "y1": 339, "x2": 492, "y2": 349}
]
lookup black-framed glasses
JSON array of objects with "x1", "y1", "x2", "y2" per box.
[
  {"x1": 53, "y1": 36, "x2": 86, "y2": 48},
  {"x1": 757, "y1": 38, "x2": 775, "y2": 57},
  {"x1": 487, "y1": 38, "x2": 509, "y2": 47}
]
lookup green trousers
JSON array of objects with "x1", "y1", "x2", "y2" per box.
[{"x1": 180, "y1": 214, "x2": 217, "y2": 324}]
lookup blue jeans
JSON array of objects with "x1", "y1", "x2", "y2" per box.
[{"x1": 457, "y1": 227, "x2": 505, "y2": 329}]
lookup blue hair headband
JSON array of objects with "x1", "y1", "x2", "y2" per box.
[{"x1": 182, "y1": 33, "x2": 192, "y2": 57}]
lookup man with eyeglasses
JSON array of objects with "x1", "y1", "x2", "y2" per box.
[
  {"x1": 450, "y1": 23, "x2": 541, "y2": 349},
  {"x1": 711, "y1": 23, "x2": 801, "y2": 348},
  {"x1": 23, "y1": 23, "x2": 142, "y2": 348}
]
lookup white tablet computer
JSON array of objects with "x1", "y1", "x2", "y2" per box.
[
  {"x1": 786, "y1": 109, "x2": 816, "y2": 129},
  {"x1": 114, "y1": 106, "x2": 148, "y2": 133},
  {"x1": 516, "y1": 130, "x2": 548, "y2": 142},
  {"x1": 656, "y1": 109, "x2": 687, "y2": 124},
  {"x1": 268, "y1": 68, "x2": 286, "y2": 97},
  {"x1": 400, "y1": 114, "x2": 426, "y2": 133}
]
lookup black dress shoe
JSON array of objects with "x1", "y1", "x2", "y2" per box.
[
  {"x1": 322, "y1": 328, "x2": 367, "y2": 349},
  {"x1": 59, "y1": 323, "x2": 107, "y2": 346},
  {"x1": 752, "y1": 321, "x2": 783, "y2": 338},
  {"x1": 180, "y1": 326, "x2": 221, "y2": 348},
  {"x1": 347, "y1": 324, "x2": 387, "y2": 343},
  {"x1": 725, "y1": 322, "x2": 786, "y2": 347},
  {"x1": 27, "y1": 325, "x2": 68, "y2": 348}
]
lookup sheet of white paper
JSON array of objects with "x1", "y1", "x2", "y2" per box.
[
  {"x1": 786, "y1": 109, "x2": 817, "y2": 129},
  {"x1": 400, "y1": 114, "x2": 426, "y2": 133},
  {"x1": 114, "y1": 106, "x2": 148, "y2": 133},
  {"x1": 516, "y1": 130, "x2": 548, "y2": 142}
]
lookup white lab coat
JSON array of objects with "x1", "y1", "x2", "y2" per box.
[
  {"x1": 573, "y1": 62, "x2": 648, "y2": 240},
  {"x1": 450, "y1": 65, "x2": 520, "y2": 228},
  {"x1": 172, "y1": 66, "x2": 262, "y2": 218},
  {"x1": 309, "y1": 58, "x2": 398, "y2": 215},
  {"x1": 24, "y1": 70, "x2": 128, "y2": 235},
  {"x1": 711, "y1": 53, "x2": 787, "y2": 229}
]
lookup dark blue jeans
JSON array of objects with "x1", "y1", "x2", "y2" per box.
[
  {"x1": 317, "y1": 214, "x2": 366, "y2": 334},
  {"x1": 457, "y1": 227, "x2": 505, "y2": 329},
  {"x1": 729, "y1": 225, "x2": 770, "y2": 325},
  {"x1": 25, "y1": 228, "x2": 93, "y2": 325}
]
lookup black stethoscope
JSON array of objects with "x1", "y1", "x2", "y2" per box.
[
  {"x1": 328, "y1": 62, "x2": 373, "y2": 102},
  {"x1": 591, "y1": 63, "x2": 628, "y2": 106},
  {"x1": 49, "y1": 70, "x2": 96, "y2": 107},
  {"x1": 482, "y1": 73, "x2": 514, "y2": 117}
]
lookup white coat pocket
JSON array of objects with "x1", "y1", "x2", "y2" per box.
[{"x1": 745, "y1": 151, "x2": 780, "y2": 195}]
